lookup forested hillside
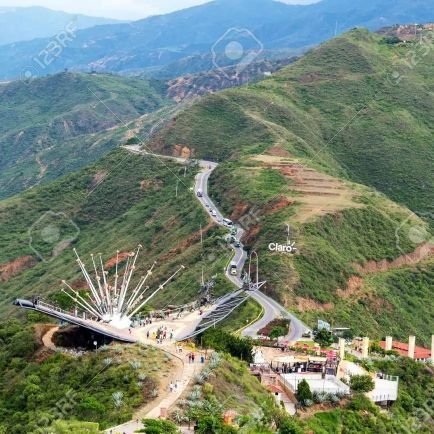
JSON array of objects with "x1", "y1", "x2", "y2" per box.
[{"x1": 0, "y1": 72, "x2": 170, "y2": 199}]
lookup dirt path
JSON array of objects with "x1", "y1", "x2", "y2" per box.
[
  {"x1": 105, "y1": 343, "x2": 204, "y2": 434},
  {"x1": 41, "y1": 326, "x2": 59, "y2": 350},
  {"x1": 132, "y1": 346, "x2": 184, "y2": 419}
]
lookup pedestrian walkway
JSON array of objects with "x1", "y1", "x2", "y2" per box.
[
  {"x1": 104, "y1": 345, "x2": 204, "y2": 434},
  {"x1": 145, "y1": 356, "x2": 199, "y2": 419}
]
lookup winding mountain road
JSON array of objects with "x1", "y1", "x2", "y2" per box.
[
  {"x1": 124, "y1": 145, "x2": 310, "y2": 340},
  {"x1": 194, "y1": 161, "x2": 311, "y2": 341}
]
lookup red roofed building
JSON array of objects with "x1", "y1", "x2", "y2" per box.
[{"x1": 379, "y1": 340, "x2": 431, "y2": 361}]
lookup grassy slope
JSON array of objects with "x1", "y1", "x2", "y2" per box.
[
  {"x1": 0, "y1": 72, "x2": 171, "y2": 199},
  {"x1": 218, "y1": 298, "x2": 264, "y2": 334},
  {"x1": 149, "y1": 29, "x2": 434, "y2": 344},
  {"x1": 207, "y1": 354, "x2": 273, "y2": 415},
  {"x1": 207, "y1": 157, "x2": 433, "y2": 344},
  {"x1": 0, "y1": 316, "x2": 173, "y2": 433},
  {"x1": 0, "y1": 149, "x2": 234, "y2": 314}
]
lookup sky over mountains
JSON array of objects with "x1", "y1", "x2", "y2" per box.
[{"x1": 0, "y1": 0, "x2": 319, "y2": 20}]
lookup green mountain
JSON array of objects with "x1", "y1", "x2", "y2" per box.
[
  {"x1": 153, "y1": 28, "x2": 434, "y2": 216},
  {"x1": 0, "y1": 0, "x2": 433, "y2": 79},
  {"x1": 148, "y1": 28, "x2": 434, "y2": 344},
  {"x1": 0, "y1": 72, "x2": 171, "y2": 199}
]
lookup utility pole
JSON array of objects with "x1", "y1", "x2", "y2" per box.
[
  {"x1": 175, "y1": 180, "x2": 179, "y2": 198},
  {"x1": 286, "y1": 224, "x2": 291, "y2": 245}
]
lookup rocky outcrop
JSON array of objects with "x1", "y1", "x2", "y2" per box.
[{"x1": 173, "y1": 144, "x2": 195, "y2": 159}]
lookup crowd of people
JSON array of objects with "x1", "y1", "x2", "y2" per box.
[{"x1": 145, "y1": 325, "x2": 175, "y2": 344}]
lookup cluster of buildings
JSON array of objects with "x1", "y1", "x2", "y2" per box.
[{"x1": 250, "y1": 333, "x2": 433, "y2": 411}]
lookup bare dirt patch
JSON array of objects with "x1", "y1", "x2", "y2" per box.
[
  {"x1": 33, "y1": 324, "x2": 56, "y2": 363},
  {"x1": 242, "y1": 224, "x2": 261, "y2": 245},
  {"x1": 230, "y1": 202, "x2": 251, "y2": 221},
  {"x1": 251, "y1": 155, "x2": 362, "y2": 223},
  {"x1": 336, "y1": 243, "x2": 434, "y2": 301},
  {"x1": 354, "y1": 242, "x2": 434, "y2": 273},
  {"x1": 336, "y1": 276, "x2": 364, "y2": 299},
  {"x1": 0, "y1": 255, "x2": 38, "y2": 282},
  {"x1": 105, "y1": 251, "x2": 131, "y2": 269},
  {"x1": 140, "y1": 179, "x2": 162, "y2": 190},
  {"x1": 89, "y1": 170, "x2": 108, "y2": 189},
  {"x1": 367, "y1": 296, "x2": 394, "y2": 314},
  {"x1": 266, "y1": 145, "x2": 292, "y2": 158},
  {"x1": 296, "y1": 297, "x2": 334, "y2": 312}
]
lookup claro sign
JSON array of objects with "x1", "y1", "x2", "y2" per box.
[{"x1": 268, "y1": 242, "x2": 297, "y2": 254}]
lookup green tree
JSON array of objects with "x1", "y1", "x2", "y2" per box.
[
  {"x1": 314, "y1": 328, "x2": 334, "y2": 347},
  {"x1": 200, "y1": 329, "x2": 253, "y2": 362},
  {"x1": 269, "y1": 327, "x2": 287, "y2": 340},
  {"x1": 296, "y1": 379, "x2": 313, "y2": 405},
  {"x1": 196, "y1": 415, "x2": 225, "y2": 434},
  {"x1": 350, "y1": 375, "x2": 375, "y2": 393}
]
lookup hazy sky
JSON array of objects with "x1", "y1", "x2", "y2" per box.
[{"x1": 0, "y1": 0, "x2": 319, "y2": 20}]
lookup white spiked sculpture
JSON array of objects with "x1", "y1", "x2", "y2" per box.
[{"x1": 61, "y1": 245, "x2": 185, "y2": 329}]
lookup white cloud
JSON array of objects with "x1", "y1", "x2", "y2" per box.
[{"x1": 0, "y1": 0, "x2": 320, "y2": 20}]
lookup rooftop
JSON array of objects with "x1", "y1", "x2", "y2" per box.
[{"x1": 379, "y1": 341, "x2": 431, "y2": 359}]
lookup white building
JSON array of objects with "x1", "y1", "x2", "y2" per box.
[{"x1": 281, "y1": 373, "x2": 350, "y2": 395}]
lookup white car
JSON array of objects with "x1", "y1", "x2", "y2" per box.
[
  {"x1": 223, "y1": 218, "x2": 233, "y2": 227},
  {"x1": 211, "y1": 210, "x2": 217, "y2": 216}
]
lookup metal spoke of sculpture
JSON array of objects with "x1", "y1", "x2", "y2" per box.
[
  {"x1": 61, "y1": 245, "x2": 185, "y2": 329},
  {"x1": 244, "y1": 251, "x2": 266, "y2": 291}
]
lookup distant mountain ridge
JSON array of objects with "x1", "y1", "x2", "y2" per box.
[
  {"x1": 0, "y1": 0, "x2": 433, "y2": 79},
  {"x1": 0, "y1": 6, "x2": 121, "y2": 46}
]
